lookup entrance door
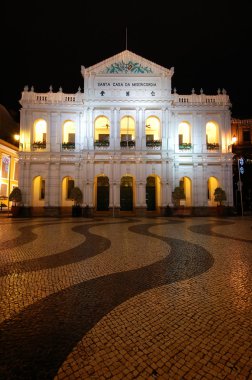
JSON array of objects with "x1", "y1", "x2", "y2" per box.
[
  {"x1": 146, "y1": 176, "x2": 156, "y2": 210},
  {"x1": 97, "y1": 176, "x2": 109, "y2": 211},
  {"x1": 120, "y1": 176, "x2": 133, "y2": 211}
]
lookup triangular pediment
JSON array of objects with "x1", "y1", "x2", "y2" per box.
[{"x1": 82, "y1": 50, "x2": 173, "y2": 77}]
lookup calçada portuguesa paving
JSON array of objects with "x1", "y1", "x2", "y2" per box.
[{"x1": 0, "y1": 215, "x2": 251, "y2": 380}]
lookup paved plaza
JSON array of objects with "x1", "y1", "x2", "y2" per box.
[{"x1": 0, "y1": 215, "x2": 251, "y2": 379}]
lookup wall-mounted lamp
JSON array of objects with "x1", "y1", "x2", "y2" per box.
[
  {"x1": 14, "y1": 134, "x2": 20, "y2": 142},
  {"x1": 232, "y1": 134, "x2": 237, "y2": 144}
]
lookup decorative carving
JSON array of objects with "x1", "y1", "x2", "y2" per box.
[{"x1": 103, "y1": 60, "x2": 153, "y2": 74}]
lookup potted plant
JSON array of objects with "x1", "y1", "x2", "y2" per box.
[
  {"x1": 172, "y1": 186, "x2": 186, "y2": 208},
  {"x1": 214, "y1": 187, "x2": 227, "y2": 216},
  {"x1": 70, "y1": 186, "x2": 83, "y2": 217},
  {"x1": 9, "y1": 187, "x2": 22, "y2": 217}
]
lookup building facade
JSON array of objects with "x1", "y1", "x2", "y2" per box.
[
  {"x1": 0, "y1": 139, "x2": 19, "y2": 210},
  {"x1": 18, "y1": 50, "x2": 234, "y2": 216}
]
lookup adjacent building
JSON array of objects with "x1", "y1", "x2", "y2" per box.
[
  {"x1": 18, "y1": 50, "x2": 234, "y2": 216},
  {"x1": 231, "y1": 118, "x2": 252, "y2": 213},
  {"x1": 0, "y1": 139, "x2": 19, "y2": 210}
]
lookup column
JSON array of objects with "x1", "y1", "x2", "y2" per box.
[
  {"x1": 202, "y1": 163, "x2": 208, "y2": 206},
  {"x1": 161, "y1": 107, "x2": 167, "y2": 150},
  {"x1": 193, "y1": 163, "x2": 198, "y2": 206},
  {"x1": 110, "y1": 107, "x2": 115, "y2": 150},
  {"x1": 135, "y1": 107, "x2": 139, "y2": 148},
  {"x1": 49, "y1": 162, "x2": 60, "y2": 207},
  {"x1": 87, "y1": 107, "x2": 94, "y2": 150},
  {"x1": 114, "y1": 107, "x2": 120, "y2": 150},
  {"x1": 139, "y1": 108, "x2": 145, "y2": 149},
  {"x1": 81, "y1": 107, "x2": 88, "y2": 149},
  {"x1": 44, "y1": 162, "x2": 50, "y2": 207}
]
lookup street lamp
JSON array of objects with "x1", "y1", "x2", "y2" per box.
[{"x1": 14, "y1": 134, "x2": 20, "y2": 142}]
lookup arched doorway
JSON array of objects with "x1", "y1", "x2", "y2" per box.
[
  {"x1": 32, "y1": 176, "x2": 45, "y2": 206},
  {"x1": 179, "y1": 176, "x2": 192, "y2": 206},
  {"x1": 146, "y1": 176, "x2": 156, "y2": 210},
  {"x1": 97, "y1": 176, "x2": 109, "y2": 211},
  {"x1": 208, "y1": 176, "x2": 219, "y2": 205},
  {"x1": 62, "y1": 176, "x2": 74, "y2": 206},
  {"x1": 120, "y1": 176, "x2": 133, "y2": 211}
]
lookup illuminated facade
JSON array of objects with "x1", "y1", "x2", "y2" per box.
[
  {"x1": 18, "y1": 50, "x2": 234, "y2": 216},
  {"x1": 0, "y1": 139, "x2": 19, "y2": 209}
]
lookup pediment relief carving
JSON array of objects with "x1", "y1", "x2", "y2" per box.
[{"x1": 82, "y1": 50, "x2": 174, "y2": 77}]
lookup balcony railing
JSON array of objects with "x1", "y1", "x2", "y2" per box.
[
  {"x1": 32, "y1": 141, "x2": 46, "y2": 150},
  {"x1": 62, "y1": 142, "x2": 75, "y2": 150},
  {"x1": 146, "y1": 140, "x2": 162, "y2": 148},
  {"x1": 94, "y1": 140, "x2": 110, "y2": 148},
  {"x1": 120, "y1": 140, "x2": 135, "y2": 148},
  {"x1": 207, "y1": 143, "x2": 219, "y2": 150},
  {"x1": 179, "y1": 143, "x2": 192, "y2": 150}
]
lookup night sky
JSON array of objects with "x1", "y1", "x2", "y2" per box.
[{"x1": 1, "y1": 1, "x2": 251, "y2": 121}]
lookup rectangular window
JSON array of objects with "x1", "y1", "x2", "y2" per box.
[
  {"x1": 0, "y1": 183, "x2": 8, "y2": 197},
  {"x1": 1, "y1": 156, "x2": 10, "y2": 178},
  {"x1": 98, "y1": 134, "x2": 109, "y2": 141},
  {"x1": 14, "y1": 161, "x2": 19, "y2": 181},
  {"x1": 68, "y1": 133, "x2": 75, "y2": 143},
  {"x1": 42, "y1": 133, "x2": 47, "y2": 143},
  {"x1": 146, "y1": 134, "x2": 154, "y2": 142},
  {"x1": 121, "y1": 134, "x2": 132, "y2": 141}
]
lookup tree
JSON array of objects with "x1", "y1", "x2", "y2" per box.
[
  {"x1": 9, "y1": 187, "x2": 22, "y2": 206},
  {"x1": 172, "y1": 186, "x2": 186, "y2": 207},
  {"x1": 70, "y1": 186, "x2": 83, "y2": 206},
  {"x1": 214, "y1": 187, "x2": 227, "y2": 206}
]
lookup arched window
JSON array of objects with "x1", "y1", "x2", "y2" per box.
[
  {"x1": 62, "y1": 120, "x2": 75, "y2": 150},
  {"x1": 33, "y1": 119, "x2": 47, "y2": 149},
  {"x1": 120, "y1": 116, "x2": 135, "y2": 147},
  {"x1": 145, "y1": 116, "x2": 161, "y2": 147},
  {"x1": 94, "y1": 116, "x2": 110, "y2": 147},
  {"x1": 178, "y1": 121, "x2": 191, "y2": 149},
  {"x1": 206, "y1": 122, "x2": 219, "y2": 150}
]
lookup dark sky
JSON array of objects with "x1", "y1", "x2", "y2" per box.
[{"x1": 1, "y1": 1, "x2": 251, "y2": 121}]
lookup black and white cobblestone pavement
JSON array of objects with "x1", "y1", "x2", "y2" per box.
[{"x1": 0, "y1": 216, "x2": 251, "y2": 379}]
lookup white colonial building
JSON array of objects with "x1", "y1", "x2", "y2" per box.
[{"x1": 18, "y1": 50, "x2": 234, "y2": 216}]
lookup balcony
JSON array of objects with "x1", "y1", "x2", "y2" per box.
[
  {"x1": 120, "y1": 140, "x2": 135, "y2": 149},
  {"x1": 32, "y1": 141, "x2": 46, "y2": 150},
  {"x1": 94, "y1": 140, "x2": 110, "y2": 149},
  {"x1": 207, "y1": 143, "x2": 219, "y2": 151},
  {"x1": 62, "y1": 142, "x2": 75, "y2": 151},
  {"x1": 179, "y1": 143, "x2": 192, "y2": 150},
  {"x1": 146, "y1": 140, "x2": 162, "y2": 149}
]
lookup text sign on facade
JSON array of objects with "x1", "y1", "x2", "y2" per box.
[{"x1": 94, "y1": 78, "x2": 161, "y2": 90}]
